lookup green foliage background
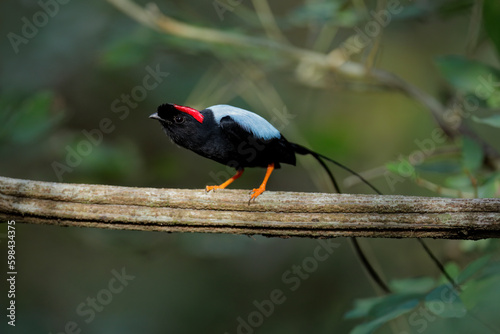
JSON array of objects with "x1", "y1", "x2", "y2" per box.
[{"x1": 0, "y1": 0, "x2": 499, "y2": 333}]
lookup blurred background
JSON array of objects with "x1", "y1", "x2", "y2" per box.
[{"x1": 1, "y1": 0, "x2": 500, "y2": 333}]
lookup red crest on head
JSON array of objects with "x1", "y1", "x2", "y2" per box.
[{"x1": 174, "y1": 104, "x2": 204, "y2": 123}]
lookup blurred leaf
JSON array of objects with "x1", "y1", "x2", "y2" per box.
[
  {"x1": 435, "y1": 56, "x2": 500, "y2": 107},
  {"x1": 483, "y1": 0, "x2": 500, "y2": 58},
  {"x1": 67, "y1": 139, "x2": 143, "y2": 184},
  {"x1": 101, "y1": 38, "x2": 150, "y2": 69},
  {"x1": 386, "y1": 160, "x2": 416, "y2": 179},
  {"x1": 345, "y1": 296, "x2": 385, "y2": 319},
  {"x1": 347, "y1": 257, "x2": 500, "y2": 333},
  {"x1": 424, "y1": 284, "x2": 466, "y2": 318},
  {"x1": 0, "y1": 91, "x2": 64, "y2": 145},
  {"x1": 461, "y1": 137, "x2": 483, "y2": 172},
  {"x1": 471, "y1": 114, "x2": 500, "y2": 128},
  {"x1": 487, "y1": 91, "x2": 500, "y2": 108},
  {"x1": 461, "y1": 275, "x2": 500, "y2": 309},
  {"x1": 415, "y1": 160, "x2": 462, "y2": 174},
  {"x1": 101, "y1": 27, "x2": 261, "y2": 69},
  {"x1": 460, "y1": 239, "x2": 491, "y2": 253},
  {"x1": 437, "y1": 0, "x2": 473, "y2": 17},
  {"x1": 430, "y1": 256, "x2": 495, "y2": 311},
  {"x1": 478, "y1": 172, "x2": 500, "y2": 197},
  {"x1": 349, "y1": 299, "x2": 419, "y2": 334},
  {"x1": 457, "y1": 254, "x2": 492, "y2": 284},
  {"x1": 380, "y1": 0, "x2": 473, "y2": 21},
  {"x1": 438, "y1": 262, "x2": 460, "y2": 285},
  {"x1": 346, "y1": 293, "x2": 423, "y2": 320},
  {"x1": 444, "y1": 174, "x2": 473, "y2": 189},
  {"x1": 460, "y1": 259, "x2": 500, "y2": 309},
  {"x1": 100, "y1": 28, "x2": 159, "y2": 69},
  {"x1": 289, "y1": 1, "x2": 355, "y2": 27},
  {"x1": 389, "y1": 277, "x2": 436, "y2": 294},
  {"x1": 475, "y1": 260, "x2": 500, "y2": 281}
]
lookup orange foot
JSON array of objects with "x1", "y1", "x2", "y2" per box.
[
  {"x1": 249, "y1": 186, "x2": 266, "y2": 203},
  {"x1": 206, "y1": 170, "x2": 244, "y2": 193},
  {"x1": 206, "y1": 185, "x2": 223, "y2": 192},
  {"x1": 248, "y1": 164, "x2": 274, "y2": 204}
]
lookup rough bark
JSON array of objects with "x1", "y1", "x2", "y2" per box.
[{"x1": 0, "y1": 176, "x2": 499, "y2": 239}]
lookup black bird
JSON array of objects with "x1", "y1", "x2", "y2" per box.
[
  {"x1": 149, "y1": 103, "x2": 379, "y2": 201},
  {"x1": 150, "y1": 104, "x2": 458, "y2": 295}
]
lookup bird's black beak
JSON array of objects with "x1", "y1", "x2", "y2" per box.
[{"x1": 149, "y1": 113, "x2": 163, "y2": 121}]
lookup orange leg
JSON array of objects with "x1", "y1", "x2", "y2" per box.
[
  {"x1": 206, "y1": 169, "x2": 244, "y2": 192},
  {"x1": 249, "y1": 163, "x2": 275, "y2": 202}
]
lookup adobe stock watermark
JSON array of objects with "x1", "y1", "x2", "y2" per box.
[
  {"x1": 383, "y1": 70, "x2": 500, "y2": 191},
  {"x1": 224, "y1": 239, "x2": 340, "y2": 334},
  {"x1": 7, "y1": 0, "x2": 72, "y2": 54},
  {"x1": 384, "y1": 128, "x2": 447, "y2": 191},
  {"x1": 442, "y1": 72, "x2": 500, "y2": 131},
  {"x1": 340, "y1": 0, "x2": 405, "y2": 59},
  {"x1": 51, "y1": 64, "x2": 169, "y2": 181},
  {"x1": 400, "y1": 284, "x2": 465, "y2": 334},
  {"x1": 49, "y1": 267, "x2": 135, "y2": 334},
  {"x1": 209, "y1": 105, "x2": 295, "y2": 186}
]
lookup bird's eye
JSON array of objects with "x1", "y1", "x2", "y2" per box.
[{"x1": 174, "y1": 115, "x2": 185, "y2": 124}]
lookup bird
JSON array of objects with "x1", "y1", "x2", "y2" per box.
[
  {"x1": 149, "y1": 103, "x2": 380, "y2": 202},
  {"x1": 150, "y1": 104, "x2": 458, "y2": 295}
]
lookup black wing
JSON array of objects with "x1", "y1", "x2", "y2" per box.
[
  {"x1": 219, "y1": 115, "x2": 256, "y2": 143},
  {"x1": 219, "y1": 116, "x2": 296, "y2": 168}
]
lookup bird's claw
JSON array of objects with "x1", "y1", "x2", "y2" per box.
[
  {"x1": 206, "y1": 185, "x2": 221, "y2": 193},
  {"x1": 248, "y1": 186, "x2": 265, "y2": 204}
]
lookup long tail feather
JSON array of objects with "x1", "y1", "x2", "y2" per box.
[
  {"x1": 291, "y1": 142, "x2": 390, "y2": 293},
  {"x1": 292, "y1": 142, "x2": 460, "y2": 294},
  {"x1": 291, "y1": 143, "x2": 381, "y2": 195}
]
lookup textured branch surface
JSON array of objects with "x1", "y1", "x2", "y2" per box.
[{"x1": 1, "y1": 176, "x2": 499, "y2": 239}]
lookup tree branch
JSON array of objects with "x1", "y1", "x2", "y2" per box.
[{"x1": 1, "y1": 176, "x2": 499, "y2": 239}]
